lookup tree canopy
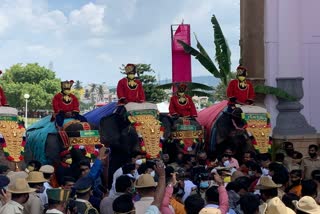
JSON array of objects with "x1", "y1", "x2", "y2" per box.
[{"x1": 0, "y1": 63, "x2": 61, "y2": 111}]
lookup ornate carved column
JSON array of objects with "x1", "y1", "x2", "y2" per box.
[{"x1": 273, "y1": 77, "x2": 316, "y2": 135}]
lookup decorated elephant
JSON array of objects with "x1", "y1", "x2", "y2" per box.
[
  {"x1": 0, "y1": 107, "x2": 26, "y2": 170},
  {"x1": 158, "y1": 115, "x2": 205, "y2": 160},
  {"x1": 93, "y1": 102, "x2": 163, "y2": 186},
  {"x1": 197, "y1": 100, "x2": 272, "y2": 161},
  {"x1": 25, "y1": 116, "x2": 101, "y2": 165}
]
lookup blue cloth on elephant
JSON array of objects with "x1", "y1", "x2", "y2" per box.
[
  {"x1": 26, "y1": 115, "x2": 57, "y2": 164},
  {"x1": 55, "y1": 112, "x2": 87, "y2": 127},
  {"x1": 84, "y1": 102, "x2": 117, "y2": 127}
]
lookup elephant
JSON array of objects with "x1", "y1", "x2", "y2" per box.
[
  {"x1": 197, "y1": 101, "x2": 257, "y2": 162},
  {"x1": 25, "y1": 116, "x2": 100, "y2": 165},
  {"x1": 159, "y1": 114, "x2": 205, "y2": 161}
]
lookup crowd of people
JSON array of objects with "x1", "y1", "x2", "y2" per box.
[
  {"x1": 0, "y1": 141, "x2": 319, "y2": 213},
  {"x1": 0, "y1": 64, "x2": 319, "y2": 213}
]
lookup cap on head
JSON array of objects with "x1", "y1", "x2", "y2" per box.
[
  {"x1": 39, "y1": 165, "x2": 54, "y2": 174},
  {"x1": 177, "y1": 83, "x2": 187, "y2": 93},
  {"x1": 74, "y1": 177, "x2": 93, "y2": 194},
  {"x1": 236, "y1": 66, "x2": 247, "y2": 77},
  {"x1": 61, "y1": 80, "x2": 74, "y2": 90},
  {"x1": 0, "y1": 175, "x2": 10, "y2": 188},
  {"x1": 47, "y1": 188, "x2": 70, "y2": 202},
  {"x1": 124, "y1": 64, "x2": 136, "y2": 74}
]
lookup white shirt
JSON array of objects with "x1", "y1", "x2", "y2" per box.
[
  {"x1": 0, "y1": 200, "x2": 24, "y2": 214},
  {"x1": 46, "y1": 208, "x2": 64, "y2": 214},
  {"x1": 135, "y1": 197, "x2": 158, "y2": 214},
  {"x1": 109, "y1": 167, "x2": 123, "y2": 198},
  {"x1": 182, "y1": 180, "x2": 197, "y2": 202}
]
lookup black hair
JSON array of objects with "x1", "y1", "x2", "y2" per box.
[
  {"x1": 308, "y1": 144, "x2": 318, "y2": 151},
  {"x1": 122, "y1": 164, "x2": 135, "y2": 175},
  {"x1": 244, "y1": 151, "x2": 256, "y2": 160},
  {"x1": 290, "y1": 169, "x2": 302, "y2": 178},
  {"x1": 234, "y1": 176, "x2": 252, "y2": 191},
  {"x1": 62, "y1": 176, "x2": 76, "y2": 186},
  {"x1": 301, "y1": 179, "x2": 318, "y2": 197},
  {"x1": 293, "y1": 151, "x2": 303, "y2": 159},
  {"x1": 79, "y1": 159, "x2": 90, "y2": 169},
  {"x1": 43, "y1": 173, "x2": 52, "y2": 180},
  {"x1": 269, "y1": 162, "x2": 289, "y2": 185},
  {"x1": 275, "y1": 153, "x2": 285, "y2": 162},
  {"x1": 245, "y1": 161, "x2": 262, "y2": 174},
  {"x1": 205, "y1": 186, "x2": 219, "y2": 203},
  {"x1": 184, "y1": 194, "x2": 205, "y2": 214},
  {"x1": 259, "y1": 153, "x2": 272, "y2": 162},
  {"x1": 239, "y1": 193, "x2": 260, "y2": 214},
  {"x1": 115, "y1": 175, "x2": 132, "y2": 193},
  {"x1": 0, "y1": 165, "x2": 9, "y2": 174},
  {"x1": 260, "y1": 188, "x2": 278, "y2": 199},
  {"x1": 137, "y1": 163, "x2": 148, "y2": 175},
  {"x1": 284, "y1": 141, "x2": 293, "y2": 148},
  {"x1": 282, "y1": 193, "x2": 299, "y2": 211},
  {"x1": 27, "y1": 160, "x2": 42, "y2": 171},
  {"x1": 113, "y1": 194, "x2": 134, "y2": 213}
]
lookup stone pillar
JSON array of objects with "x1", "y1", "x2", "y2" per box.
[
  {"x1": 273, "y1": 77, "x2": 316, "y2": 135},
  {"x1": 240, "y1": 0, "x2": 264, "y2": 79}
]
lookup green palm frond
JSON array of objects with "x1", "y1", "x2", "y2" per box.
[
  {"x1": 156, "y1": 83, "x2": 173, "y2": 90},
  {"x1": 254, "y1": 85, "x2": 297, "y2": 101},
  {"x1": 211, "y1": 15, "x2": 231, "y2": 85},
  {"x1": 177, "y1": 40, "x2": 221, "y2": 78},
  {"x1": 157, "y1": 82, "x2": 213, "y2": 97}
]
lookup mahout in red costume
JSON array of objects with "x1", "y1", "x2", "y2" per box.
[
  {"x1": 52, "y1": 80, "x2": 87, "y2": 129},
  {"x1": 0, "y1": 70, "x2": 8, "y2": 106},
  {"x1": 169, "y1": 83, "x2": 197, "y2": 118},
  {"x1": 227, "y1": 66, "x2": 255, "y2": 107},
  {"x1": 117, "y1": 64, "x2": 145, "y2": 104}
]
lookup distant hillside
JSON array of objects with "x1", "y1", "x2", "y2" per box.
[
  {"x1": 108, "y1": 75, "x2": 220, "y2": 89},
  {"x1": 159, "y1": 75, "x2": 220, "y2": 87}
]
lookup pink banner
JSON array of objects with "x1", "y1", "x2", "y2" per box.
[{"x1": 171, "y1": 24, "x2": 191, "y2": 83}]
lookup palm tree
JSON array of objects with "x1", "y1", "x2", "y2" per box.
[
  {"x1": 178, "y1": 15, "x2": 295, "y2": 101},
  {"x1": 74, "y1": 80, "x2": 83, "y2": 90},
  {"x1": 97, "y1": 85, "x2": 105, "y2": 102}
]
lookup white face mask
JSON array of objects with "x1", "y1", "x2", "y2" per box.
[
  {"x1": 262, "y1": 168, "x2": 269, "y2": 176},
  {"x1": 223, "y1": 160, "x2": 230, "y2": 167},
  {"x1": 150, "y1": 170, "x2": 155, "y2": 177}
]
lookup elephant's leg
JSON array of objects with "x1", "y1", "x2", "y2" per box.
[{"x1": 45, "y1": 134, "x2": 64, "y2": 165}]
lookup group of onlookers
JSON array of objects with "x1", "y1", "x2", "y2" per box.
[{"x1": 0, "y1": 141, "x2": 320, "y2": 213}]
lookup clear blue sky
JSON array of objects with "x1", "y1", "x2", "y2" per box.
[{"x1": 0, "y1": 0, "x2": 240, "y2": 86}]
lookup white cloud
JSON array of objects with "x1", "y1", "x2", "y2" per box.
[
  {"x1": 25, "y1": 45, "x2": 62, "y2": 58},
  {"x1": 0, "y1": 14, "x2": 9, "y2": 34},
  {"x1": 96, "y1": 53, "x2": 112, "y2": 62},
  {"x1": 69, "y1": 2, "x2": 107, "y2": 36}
]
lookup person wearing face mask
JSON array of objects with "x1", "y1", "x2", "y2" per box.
[
  {"x1": 226, "y1": 66, "x2": 255, "y2": 111},
  {"x1": 169, "y1": 83, "x2": 197, "y2": 119},
  {"x1": 117, "y1": 64, "x2": 145, "y2": 104},
  {"x1": 301, "y1": 144, "x2": 320, "y2": 180},
  {"x1": 285, "y1": 170, "x2": 302, "y2": 197},
  {"x1": 0, "y1": 178, "x2": 35, "y2": 214},
  {"x1": 52, "y1": 80, "x2": 87, "y2": 130}
]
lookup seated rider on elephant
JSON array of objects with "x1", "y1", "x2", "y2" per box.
[
  {"x1": 117, "y1": 64, "x2": 145, "y2": 105},
  {"x1": 169, "y1": 83, "x2": 197, "y2": 119},
  {"x1": 52, "y1": 80, "x2": 87, "y2": 130},
  {"x1": 0, "y1": 70, "x2": 9, "y2": 106},
  {"x1": 226, "y1": 66, "x2": 255, "y2": 112}
]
